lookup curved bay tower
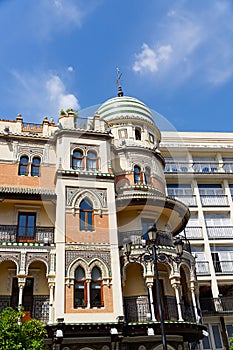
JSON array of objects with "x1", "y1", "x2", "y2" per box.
[{"x1": 0, "y1": 87, "x2": 206, "y2": 350}]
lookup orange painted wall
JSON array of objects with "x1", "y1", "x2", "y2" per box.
[
  {"x1": 66, "y1": 213, "x2": 110, "y2": 243},
  {"x1": 0, "y1": 164, "x2": 55, "y2": 189}
]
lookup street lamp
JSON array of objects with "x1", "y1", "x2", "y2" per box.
[{"x1": 123, "y1": 224, "x2": 184, "y2": 350}]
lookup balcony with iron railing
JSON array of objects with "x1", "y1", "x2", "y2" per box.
[
  {"x1": 196, "y1": 261, "x2": 210, "y2": 275},
  {"x1": 200, "y1": 296, "x2": 233, "y2": 316},
  {"x1": 182, "y1": 226, "x2": 203, "y2": 240},
  {"x1": 124, "y1": 295, "x2": 196, "y2": 323},
  {"x1": 200, "y1": 195, "x2": 228, "y2": 206},
  {"x1": 213, "y1": 260, "x2": 233, "y2": 274},
  {"x1": 206, "y1": 226, "x2": 233, "y2": 239},
  {"x1": 0, "y1": 225, "x2": 54, "y2": 244},
  {"x1": 0, "y1": 295, "x2": 49, "y2": 324}
]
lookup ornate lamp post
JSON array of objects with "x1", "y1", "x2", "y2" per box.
[{"x1": 123, "y1": 224, "x2": 184, "y2": 350}]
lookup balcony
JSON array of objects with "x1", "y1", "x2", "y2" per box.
[
  {"x1": 0, "y1": 225, "x2": 54, "y2": 244},
  {"x1": 124, "y1": 295, "x2": 195, "y2": 323},
  {"x1": 168, "y1": 194, "x2": 197, "y2": 206},
  {"x1": 200, "y1": 296, "x2": 233, "y2": 316},
  {"x1": 213, "y1": 260, "x2": 233, "y2": 274},
  {"x1": 196, "y1": 261, "x2": 210, "y2": 275},
  {"x1": 193, "y1": 162, "x2": 218, "y2": 173},
  {"x1": 0, "y1": 295, "x2": 49, "y2": 324},
  {"x1": 223, "y1": 163, "x2": 233, "y2": 173},
  {"x1": 183, "y1": 226, "x2": 203, "y2": 240},
  {"x1": 200, "y1": 195, "x2": 228, "y2": 206},
  {"x1": 164, "y1": 162, "x2": 189, "y2": 173},
  {"x1": 119, "y1": 230, "x2": 175, "y2": 248},
  {"x1": 206, "y1": 226, "x2": 233, "y2": 239}
]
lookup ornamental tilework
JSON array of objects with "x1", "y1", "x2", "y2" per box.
[{"x1": 66, "y1": 250, "x2": 111, "y2": 276}]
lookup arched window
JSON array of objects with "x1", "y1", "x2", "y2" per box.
[
  {"x1": 87, "y1": 151, "x2": 98, "y2": 171},
  {"x1": 144, "y1": 167, "x2": 151, "y2": 184},
  {"x1": 74, "y1": 266, "x2": 86, "y2": 308},
  {"x1": 31, "y1": 157, "x2": 41, "y2": 177},
  {"x1": 134, "y1": 165, "x2": 141, "y2": 184},
  {"x1": 80, "y1": 199, "x2": 94, "y2": 231},
  {"x1": 135, "y1": 128, "x2": 141, "y2": 140},
  {"x1": 18, "y1": 156, "x2": 29, "y2": 176},
  {"x1": 72, "y1": 149, "x2": 83, "y2": 170},
  {"x1": 90, "y1": 267, "x2": 103, "y2": 308}
]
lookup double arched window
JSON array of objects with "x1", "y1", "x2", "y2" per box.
[
  {"x1": 79, "y1": 199, "x2": 94, "y2": 231},
  {"x1": 71, "y1": 149, "x2": 98, "y2": 171},
  {"x1": 74, "y1": 266, "x2": 103, "y2": 308},
  {"x1": 18, "y1": 156, "x2": 41, "y2": 177},
  {"x1": 134, "y1": 165, "x2": 151, "y2": 185}
]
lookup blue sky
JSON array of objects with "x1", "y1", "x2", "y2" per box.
[{"x1": 0, "y1": 0, "x2": 233, "y2": 132}]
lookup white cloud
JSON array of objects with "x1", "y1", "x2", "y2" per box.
[
  {"x1": 132, "y1": 0, "x2": 233, "y2": 86},
  {"x1": 67, "y1": 66, "x2": 74, "y2": 72},
  {"x1": 133, "y1": 43, "x2": 172, "y2": 73},
  {"x1": 9, "y1": 70, "x2": 79, "y2": 121},
  {"x1": 46, "y1": 75, "x2": 80, "y2": 112}
]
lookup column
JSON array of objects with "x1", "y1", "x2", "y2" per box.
[
  {"x1": 147, "y1": 283, "x2": 156, "y2": 321},
  {"x1": 86, "y1": 280, "x2": 91, "y2": 308},
  {"x1": 18, "y1": 277, "x2": 26, "y2": 308},
  {"x1": 172, "y1": 282, "x2": 183, "y2": 321},
  {"x1": 190, "y1": 281, "x2": 200, "y2": 322},
  {"x1": 48, "y1": 282, "x2": 55, "y2": 324}
]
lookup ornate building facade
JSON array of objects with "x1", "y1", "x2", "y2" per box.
[{"x1": 0, "y1": 90, "x2": 210, "y2": 350}]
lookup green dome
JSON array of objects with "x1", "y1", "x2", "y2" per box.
[{"x1": 97, "y1": 96, "x2": 155, "y2": 125}]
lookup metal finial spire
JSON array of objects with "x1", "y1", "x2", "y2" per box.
[{"x1": 116, "y1": 67, "x2": 123, "y2": 97}]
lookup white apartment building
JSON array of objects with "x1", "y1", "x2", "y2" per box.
[{"x1": 161, "y1": 131, "x2": 233, "y2": 350}]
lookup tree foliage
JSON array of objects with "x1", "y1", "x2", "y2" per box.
[{"x1": 0, "y1": 307, "x2": 48, "y2": 350}]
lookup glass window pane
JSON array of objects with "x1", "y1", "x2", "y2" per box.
[{"x1": 212, "y1": 324, "x2": 223, "y2": 349}]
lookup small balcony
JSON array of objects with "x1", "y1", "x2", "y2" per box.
[
  {"x1": 183, "y1": 226, "x2": 203, "y2": 240},
  {"x1": 124, "y1": 295, "x2": 196, "y2": 323},
  {"x1": 200, "y1": 296, "x2": 233, "y2": 316},
  {"x1": 193, "y1": 162, "x2": 218, "y2": 173},
  {"x1": 213, "y1": 260, "x2": 233, "y2": 274},
  {"x1": 206, "y1": 226, "x2": 233, "y2": 239},
  {"x1": 196, "y1": 261, "x2": 210, "y2": 275},
  {"x1": 0, "y1": 225, "x2": 54, "y2": 244},
  {"x1": 168, "y1": 194, "x2": 197, "y2": 206},
  {"x1": 0, "y1": 295, "x2": 49, "y2": 324},
  {"x1": 164, "y1": 162, "x2": 189, "y2": 173},
  {"x1": 200, "y1": 195, "x2": 228, "y2": 206}
]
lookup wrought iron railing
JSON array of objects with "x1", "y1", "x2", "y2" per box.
[
  {"x1": 0, "y1": 295, "x2": 49, "y2": 324},
  {"x1": 0, "y1": 225, "x2": 54, "y2": 244},
  {"x1": 124, "y1": 295, "x2": 195, "y2": 322},
  {"x1": 200, "y1": 297, "x2": 233, "y2": 315},
  {"x1": 206, "y1": 226, "x2": 233, "y2": 239},
  {"x1": 213, "y1": 260, "x2": 233, "y2": 274}
]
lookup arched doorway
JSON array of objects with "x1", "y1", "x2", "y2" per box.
[{"x1": 123, "y1": 262, "x2": 150, "y2": 322}]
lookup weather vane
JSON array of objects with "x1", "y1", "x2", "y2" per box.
[{"x1": 116, "y1": 67, "x2": 122, "y2": 87}]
